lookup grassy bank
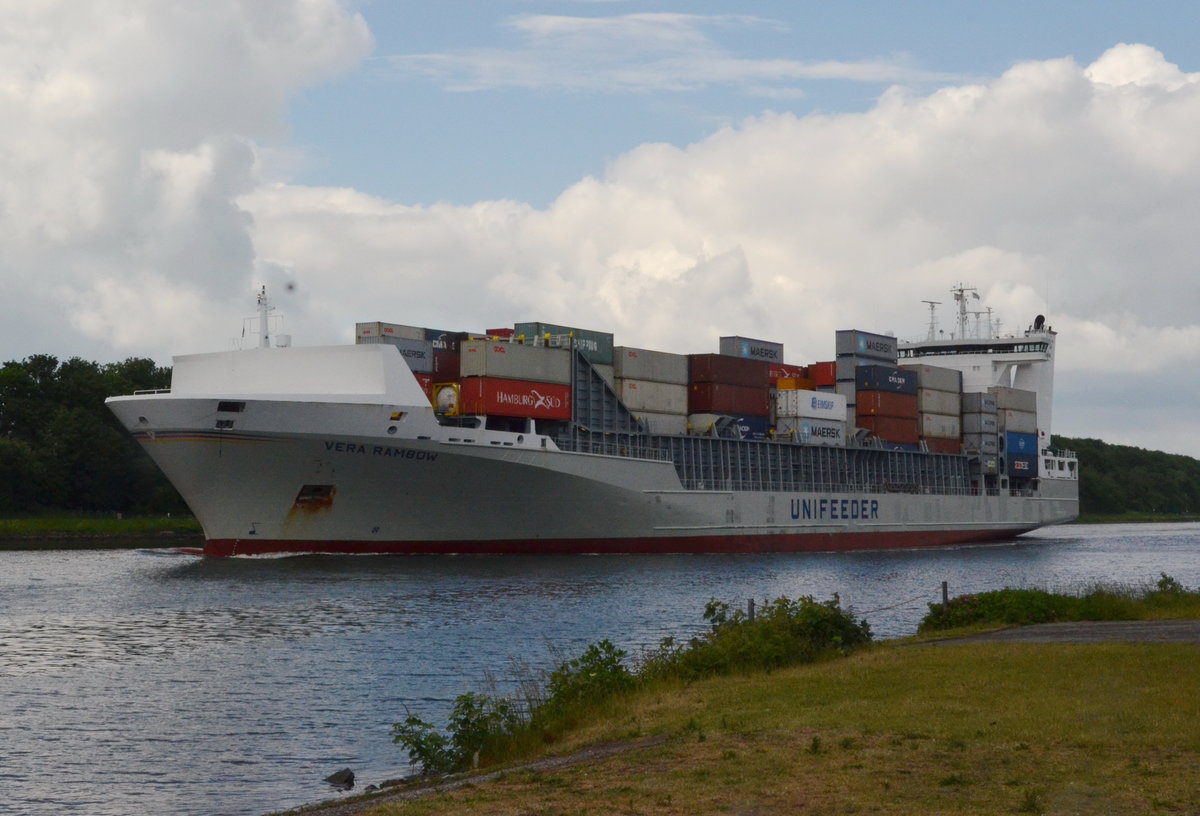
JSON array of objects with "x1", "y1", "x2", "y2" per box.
[
  {"x1": 1073, "y1": 511, "x2": 1200, "y2": 524},
  {"x1": 327, "y1": 641, "x2": 1200, "y2": 815},
  {"x1": 0, "y1": 514, "x2": 201, "y2": 548}
]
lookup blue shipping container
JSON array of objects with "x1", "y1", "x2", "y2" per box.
[
  {"x1": 1005, "y1": 431, "x2": 1038, "y2": 455},
  {"x1": 855, "y1": 365, "x2": 917, "y2": 395},
  {"x1": 1007, "y1": 453, "x2": 1037, "y2": 476}
]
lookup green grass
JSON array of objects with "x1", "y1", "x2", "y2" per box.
[
  {"x1": 338, "y1": 641, "x2": 1200, "y2": 816},
  {"x1": 1073, "y1": 511, "x2": 1200, "y2": 523},
  {"x1": 0, "y1": 514, "x2": 201, "y2": 548}
]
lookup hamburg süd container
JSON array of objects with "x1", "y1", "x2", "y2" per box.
[
  {"x1": 719, "y1": 336, "x2": 784, "y2": 363},
  {"x1": 688, "y1": 382, "x2": 770, "y2": 416},
  {"x1": 514, "y1": 322, "x2": 614, "y2": 366},
  {"x1": 617, "y1": 378, "x2": 689, "y2": 415},
  {"x1": 916, "y1": 388, "x2": 960, "y2": 416},
  {"x1": 613, "y1": 347, "x2": 689, "y2": 385},
  {"x1": 855, "y1": 391, "x2": 918, "y2": 418},
  {"x1": 989, "y1": 386, "x2": 1037, "y2": 412},
  {"x1": 688, "y1": 354, "x2": 770, "y2": 388},
  {"x1": 460, "y1": 339, "x2": 571, "y2": 384},
  {"x1": 900, "y1": 364, "x2": 963, "y2": 394},
  {"x1": 835, "y1": 329, "x2": 898, "y2": 362},
  {"x1": 855, "y1": 365, "x2": 918, "y2": 395},
  {"x1": 458, "y1": 377, "x2": 572, "y2": 420},
  {"x1": 775, "y1": 390, "x2": 847, "y2": 421}
]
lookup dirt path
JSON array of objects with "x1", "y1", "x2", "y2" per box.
[{"x1": 927, "y1": 618, "x2": 1200, "y2": 645}]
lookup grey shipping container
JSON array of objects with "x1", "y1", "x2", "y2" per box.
[
  {"x1": 917, "y1": 388, "x2": 960, "y2": 415},
  {"x1": 835, "y1": 356, "x2": 876, "y2": 383},
  {"x1": 514, "y1": 322, "x2": 614, "y2": 366},
  {"x1": 962, "y1": 392, "x2": 998, "y2": 414},
  {"x1": 358, "y1": 335, "x2": 433, "y2": 373},
  {"x1": 719, "y1": 336, "x2": 784, "y2": 363},
  {"x1": 900, "y1": 364, "x2": 962, "y2": 394},
  {"x1": 962, "y1": 413, "x2": 999, "y2": 434},
  {"x1": 613, "y1": 346, "x2": 689, "y2": 384},
  {"x1": 998, "y1": 409, "x2": 1038, "y2": 434},
  {"x1": 989, "y1": 386, "x2": 1037, "y2": 412},
  {"x1": 963, "y1": 433, "x2": 1000, "y2": 455},
  {"x1": 460, "y1": 339, "x2": 571, "y2": 384},
  {"x1": 919, "y1": 412, "x2": 961, "y2": 440},
  {"x1": 835, "y1": 329, "x2": 898, "y2": 362},
  {"x1": 617, "y1": 378, "x2": 689, "y2": 414}
]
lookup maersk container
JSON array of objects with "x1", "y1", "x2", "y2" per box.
[
  {"x1": 356, "y1": 321, "x2": 425, "y2": 342},
  {"x1": 688, "y1": 354, "x2": 769, "y2": 388},
  {"x1": 460, "y1": 339, "x2": 571, "y2": 384},
  {"x1": 776, "y1": 417, "x2": 845, "y2": 447},
  {"x1": 776, "y1": 390, "x2": 847, "y2": 421},
  {"x1": 835, "y1": 329, "x2": 898, "y2": 362},
  {"x1": 617, "y1": 378, "x2": 689, "y2": 414},
  {"x1": 962, "y1": 412, "x2": 999, "y2": 434},
  {"x1": 989, "y1": 386, "x2": 1037, "y2": 412},
  {"x1": 634, "y1": 411, "x2": 689, "y2": 435},
  {"x1": 999, "y1": 409, "x2": 1037, "y2": 434},
  {"x1": 919, "y1": 412, "x2": 961, "y2": 440},
  {"x1": 458, "y1": 377, "x2": 572, "y2": 420},
  {"x1": 514, "y1": 322, "x2": 614, "y2": 366},
  {"x1": 364, "y1": 336, "x2": 432, "y2": 373},
  {"x1": 688, "y1": 382, "x2": 770, "y2": 416},
  {"x1": 1007, "y1": 453, "x2": 1038, "y2": 477},
  {"x1": 855, "y1": 391, "x2": 918, "y2": 418},
  {"x1": 719, "y1": 336, "x2": 784, "y2": 363},
  {"x1": 961, "y1": 392, "x2": 998, "y2": 414},
  {"x1": 855, "y1": 365, "x2": 917, "y2": 395},
  {"x1": 614, "y1": 347, "x2": 689, "y2": 385},
  {"x1": 917, "y1": 388, "x2": 960, "y2": 416},
  {"x1": 1004, "y1": 431, "x2": 1038, "y2": 455},
  {"x1": 963, "y1": 433, "x2": 1000, "y2": 455},
  {"x1": 900, "y1": 364, "x2": 962, "y2": 394}
]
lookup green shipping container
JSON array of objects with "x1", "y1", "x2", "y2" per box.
[{"x1": 514, "y1": 322, "x2": 614, "y2": 366}]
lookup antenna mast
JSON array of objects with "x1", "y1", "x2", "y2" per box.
[
  {"x1": 256, "y1": 286, "x2": 272, "y2": 348},
  {"x1": 921, "y1": 300, "x2": 941, "y2": 341}
]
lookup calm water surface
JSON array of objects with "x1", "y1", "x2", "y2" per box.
[{"x1": 1, "y1": 522, "x2": 1197, "y2": 816}]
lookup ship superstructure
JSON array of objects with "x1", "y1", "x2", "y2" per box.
[{"x1": 106, "y1": 287, "x2": 1078, "y2": 556}]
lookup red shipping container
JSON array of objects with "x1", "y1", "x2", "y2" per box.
[
  {"x1": 458, "y1": 377, "x2": 571, "y2": 419},
  {"x1": 856, "y1": 391, "x2": 918, "y2": 418},
  {"x1": 922, "y1": 437, "x2": 962, "y2": 455},
  {"x1": 688, "y1": 382, "x2": 770, "y2": 416},
  {"x1": 688, "y1": 354, "x2": 769, "y2": 387},
  {"x1": 858, "y1": 415, "x2": 919, "y2": 444},
  {"x1": 486, "y1": 328, "x2": 515, "y2": 339},
  {"x1": 767, "y1": 362, "x2": 807, "y2": 384},
  {"x1": 432, "y1": 350, "x2": 460, "y2": 380},
  {"x1": 810, "y1": 361, "x2": 836, "y2": 387},
  {"x1": 413, "y1": 373, "x2": 434, "y2": 405}
]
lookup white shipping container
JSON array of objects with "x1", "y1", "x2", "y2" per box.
[
  {"x1": 989, "y1": 386, "x2": 1037, "y2": 412},
  {"x1": 901, "y1": 364, "x2": 962, "y2": 393},
  {"x1": 617, "y1": 378, "x2": 689, "y2": 414},
  {"x1": 962, "y1": 413, "x2": 999, "y2": 434},
  {"x1": 963, "y1": 433, "x2": 1000, "y2": 455},
  {"x1": 919, "y1": 412, "x2": 961, "y2": 440},
  {"x1": 355, "y1": 321, "x2": 426, "y2": 342},
  {"x1": 998, "y1": 409, "x2": 1038, "y2": 434},
  {"x1": 634, "y1": 411, "x2": 689, "y2": 435},
  {"x1": 775, "y1": 389, "x2": 847, "y2": 421},
  {"x1": 613, "y1": 347, "x2": 689, "y2": 385},
  {"x1": 460, "y1": 339, "x2": 571, "y2": 384},
  {"x1": 917, "y1": 388, "x2": 960, "y2": 416},
  {"x1": 776, "y1": 417, "x2": 846, "y2": 447}
]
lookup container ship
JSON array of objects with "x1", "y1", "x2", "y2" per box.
[{"x1": 106, "y1": 285, "x2": 1078, "y2": 557}]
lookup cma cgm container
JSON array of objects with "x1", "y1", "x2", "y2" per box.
[
  {"x1": 689, "y1": 382, "x2": 770, "y2": 416},
  {"x1": 614, "y1": 347, "x2": 689, "y2": 385},
  {"x1": 835, "y1": 330, "x2": 898, "y2": 362},
  {"x1": 458, "y1": 377, "x2": 572, "y2": 420},
  {"x1": 688, "y1": 354, "x2": 769, "y2": 388},
  {"x1": 855, "y1": 365, "x2": 918, "y2": 395},
  {"x1": 719, "y1": 336, "x2": 784, "y2": 363},
  {"x1": 460, "y1": 340, "x2": 571, "y2": 384},
  {"x1": 514, "y1": 322, "x2": 614, "y2": 366}
]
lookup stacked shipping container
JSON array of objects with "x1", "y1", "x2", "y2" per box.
[
  {"x1": 687, "y1": 354, "x2": 771, "y2": 439},
  {"x1": 614, "y1": 346, "x2": 690, "y2": 435},
  {"x1": 902, "y1": 364, "x2": 963, "y2": 454},
  {"x1": 991, "y1": 386, "x2": 1039, "y2": 478},
  {"x1": 853, "y1": 365, "x2": 920, "y2": 446}
]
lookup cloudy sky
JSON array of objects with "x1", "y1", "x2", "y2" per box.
[{"x1": 3, "y1": 1, "x2": 1199, "y2": 457}]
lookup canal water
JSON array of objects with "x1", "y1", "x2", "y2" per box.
[{"x1": 1, "y1": 522, "x2": 1197, "y2": 816}]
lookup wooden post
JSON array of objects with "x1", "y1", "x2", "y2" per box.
[
  {"x1": 942, "y1": 581, "x2": 949, "y2": 608},
  {"x1": 748, "y1": 598, "x2": 755, "y2": 621}
]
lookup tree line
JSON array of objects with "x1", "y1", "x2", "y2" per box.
[{"x1": 0, "y1": 355, "x2": 1195, "y2": 518}]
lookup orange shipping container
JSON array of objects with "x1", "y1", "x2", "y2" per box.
[
  {"x1": 856, "y1": 391, "x2": 918, "y2": 418},
  {"x1": 857, "y1": 415, "x2": 920, "y2": 445},
  {"x1": 810, "y1": 361, "x2": 836, "y2": 387},
  {"x1": 922, "y1": 437, "x2": 962, "y2": 455},
  {"x1": 774, "y1": 377, "x2": 816, "y2": 391}
]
